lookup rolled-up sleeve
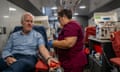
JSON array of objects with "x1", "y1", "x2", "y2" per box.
[{"x1": 2, "y1": 34, "x2": 13, "y2": 59}]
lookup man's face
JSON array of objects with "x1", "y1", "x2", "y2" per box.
[{"x1": 22, "y1": 15, "x2": 33, "y2": 32}]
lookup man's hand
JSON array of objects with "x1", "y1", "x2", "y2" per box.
[{"x1": 5, "y1": 56, "x2": 17, "y2": 66}]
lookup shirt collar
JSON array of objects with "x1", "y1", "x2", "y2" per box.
[{"x1": 20, "y1": 30, "x2": 33, "y2": 35}]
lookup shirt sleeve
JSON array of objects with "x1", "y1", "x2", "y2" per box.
[
  {"x1": 37, "y1": 33, "x2": 45, "y2": 47},
  {"x1": 64, "y1": 23, "x2": 79, "y2": 37},
  {"x1": 2, "y1": 34, "x2": 13, "y2": 59}
]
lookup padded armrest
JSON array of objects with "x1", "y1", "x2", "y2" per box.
[{"x1": 110, "y1": 57, "x2": 120, "y2": 67}]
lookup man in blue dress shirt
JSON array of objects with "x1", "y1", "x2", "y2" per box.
[{"x1": 0, "y1": 12, "x2": 58, "y2": 72}]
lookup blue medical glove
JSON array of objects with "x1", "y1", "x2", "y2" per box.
[{"x1": 48, "y1": 40, "x2": 53, "y2": 48}]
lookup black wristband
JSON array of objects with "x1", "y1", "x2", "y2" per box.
[{"x1": 46, "y1": 57, "x2": 52, "y2": 62}]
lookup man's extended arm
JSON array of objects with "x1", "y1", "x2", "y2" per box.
[
  {"x1": 2, "y1": 34, "x2": 17, "y2": 65},
  {"x1": 37, "y1": 33, "x2": 59, "y2": 67}
]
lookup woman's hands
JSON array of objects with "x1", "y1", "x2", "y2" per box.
[{"x1": 47, "y1": 57, "x2": 60, "y2": 71}]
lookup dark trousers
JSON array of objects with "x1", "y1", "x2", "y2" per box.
[{"x1": 0, "y1": 54, "x2": 37, "y2": 72}]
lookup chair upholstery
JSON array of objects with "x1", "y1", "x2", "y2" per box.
[
  {"x1": 84, "y1": 26, "x2": 96, "y2": 55},
  {"x1": 84, "y1": 26, "x2": 96, "y2": 47},
  {"x1": 110, "y1": 31, "x2": 120, "y2": 69},
  {"x1": 110, "y1": 58, "x2": 120, "y2": 67},
  {"x1": 110, "y1": 31, "x2": 120, "y2": 57}
]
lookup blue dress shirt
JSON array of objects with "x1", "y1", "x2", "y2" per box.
[{"x1": 2, "y1": 30, "x2": 45, "y2": 59}]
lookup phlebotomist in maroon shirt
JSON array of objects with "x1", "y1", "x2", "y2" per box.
[{"x1": 48, "y1": 9, "x2": 87, "y2": 72}]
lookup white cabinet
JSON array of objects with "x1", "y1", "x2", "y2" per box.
[{"x1": 34, "y1": 16, "x2": 50, "y2": 38}]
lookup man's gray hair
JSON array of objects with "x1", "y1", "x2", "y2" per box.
[{"x1": 21, "y1": 12, "x2": 34, "y2": 23}]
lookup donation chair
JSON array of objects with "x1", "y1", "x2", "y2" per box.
[
  {"x1": 84, "y1": 26, "x2": 96, "y2": 47},
  {"x1": 83, "y1": 26, "x2": 96, "y2": 71},
  {"x1": 12, "y1": 26, "x2": 49, "y2": 72},
  {"x1": 110, "y1": 31, "x2": 120, "y2": 71},
  {"x1": 84, "y1": 26, "x2": 96, "y2": 54}
]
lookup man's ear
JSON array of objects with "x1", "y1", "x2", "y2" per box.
[{"x1": 63, "y1": 15, "x2": 67, "y2": 19}]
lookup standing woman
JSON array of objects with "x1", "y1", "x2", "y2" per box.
[{"x1": 48, "y1": 9, "x2": 87, "y2": 72}]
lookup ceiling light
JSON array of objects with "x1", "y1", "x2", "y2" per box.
[
  {"x1": 72, "y1": 17, "x2": 76, "y2": 19},
  {"x1": 3, "y1": 16, "x2": 9, "y2": 18},
  {"x1": 54, "y1": 13, "x2": 57, "y2": 16},
  {"x1": 74, "y1": 13, "x2": 79, "y2": 15},
  {"x1": 42, "y1": 7, "x2": 45, "y2": 14},
  {"x1": 9, "y1": 7, "x2": 16, "y2": 11},
  {"x1": 51, "y1": 6, "x2": 57, "y2": 10},
  {"x1": 79, "y1": 5, "x2": 86, "y2": 9}
]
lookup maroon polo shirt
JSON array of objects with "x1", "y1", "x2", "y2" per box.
[{"x1": 56, "y1": 21, "x2": 87, "y2": 69}]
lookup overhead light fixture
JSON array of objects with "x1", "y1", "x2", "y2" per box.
[
  {"x1": 79, "y1": 5, "x2": 86, "y2": 9},
  {"x1": 51, "y1": 6, "x2": 57, "y2": 10},
  {"x1": 54, "y1": 13, "x2": 57, "y2": 16},
  {"x1": 3, "y1": 16, "x2": 9, "y2": 18},
  {"x1": 9, "y1": 7, "x2": 16, "y2": 11},
  {"x1": 74, "y1": 13, "x2": 79, "y2": 15},
  {"x1": 72, "y1": 17, "x2": 76, "y2": 19},
  {"x1": 42, "y1": 7, "x2": 45, "y2": 14}
]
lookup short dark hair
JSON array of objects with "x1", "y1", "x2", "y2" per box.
[{"x1": 58, "y1": 9, "x2": 72, "y2": 19}]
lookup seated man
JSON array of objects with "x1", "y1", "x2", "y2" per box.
[{"x1": 0, "y1": 12, "x2": 58, "y2": 72}]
